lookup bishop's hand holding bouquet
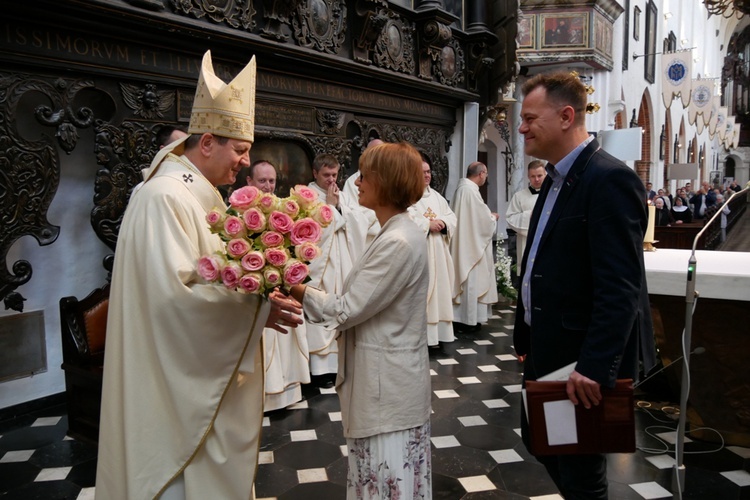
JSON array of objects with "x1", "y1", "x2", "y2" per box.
[{"x1": 198, "y1": 184, "x2": 334, "y2": 296}]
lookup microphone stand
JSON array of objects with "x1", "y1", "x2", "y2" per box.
[{"x1": 672, "y1": 189, "x2": 741, "y2": 499}]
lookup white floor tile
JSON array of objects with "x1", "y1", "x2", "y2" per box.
[
  {"x1": 478, "y1": 365, "x2": 501, "y2": 372},
  {"x1": 262, "y1": 416, "x2": 271, "y2": 427},
  {"x1": 504, "y1": 384, "x2": 523, "y2": 393},
  {"x1": 320, "y1": 386, "x2": 337, "y2": 395},
  {"x1": 489, "y1": 449, "x2": 524, "y2": 464},
  {"x1": 644, "y1": 454, "x2": 675, "y2": 469},
  {"x1": 727, "y1": 445, "x2": 750, "y2": 458},
  {"x1": 76, "y1": 487, "x2": 96, "y2": 500},
  {"x1": 431, "y1": 435, "x2": 461, "y2": 448},
  {"x1": 258, "y1": 451, "x2": 274, "y2": 464},
  {"x1": 721, "y1": 469, "x2": 750, "y2": 487},
  {"x1": 458, "y1": 416, "x2": 487, "y2": 427},
  {"x1": 430, "y1": 369, "x2": 438, "y2": 376},
  {"x1": 654, "y1": 431, "x2": 692, "y2": 445},
  {"x1": 458, "y1": 376, "x2": 481, "y2": 384},
  {"x1": 489, "y1": 331, "x2": 508, "y2": 337},
  {"x1": 297, "y1": 467, "x2": 328, "y2": 483},
  {"x1": 457, "y1": 348, "x2": 477, "y2": 355},
  {"x1": 340, "y1": 445, "x2": 348, "y2": 456},
  {"x1": 496, "y1": 354, "x2": 517, "y2": 361},
  {"x1": 474, "y1": 340, "x2": 493, "y2": 345},
  {"x1": 329, "y1": 411, "x2": 342, "y2": 422},
  {"x1": 458, "y1": 475, "x2": 496, "y2": 493},
  {"x1": 483, "y1": 399, "x2": 510, "y2": 409},
  {"x1": 499, "y1": 309, "x2": 514, "y2": 314},
  {"x1": 514, "y1": 428, "x2": 522, "y2": 437},
  {"x1": 529, "y1": 495, "x2": 564, "y2": 500},
  {"x1": 290, "y1": 429, "x2": 317, "y2": 442},
  {"x1": 287, "y1": 400, "x2": 309, "y2": 410},
  {"x1": 1, "y1": 449, "x2": 34, "y2": 463},
  {"x1": 629, "y1": 481, "x2": 671, "y2": 499},
  {"x1": 502, "y1": 325, "x2": 514, "y2": 330},
  {"x1": 437, "y1": 358, "x2": 459, "y2": 365},
  {"x1": 35, "y1": 467, "x2": 71, "y2": 481},
  {"x1": 31, "y1": 417, "x2": 61, "y2": 427},
  {"x1": 490, "y1": 314, "x2": 502, "y2": 319},
  {"x1": 434, "y1": 390, "x2": 460, "y2": 399}
]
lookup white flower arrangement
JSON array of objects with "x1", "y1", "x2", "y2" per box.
[{"x1": 495, "y1": 238, "x2": 517, "y2": 301}]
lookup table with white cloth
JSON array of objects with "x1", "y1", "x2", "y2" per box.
[{"x1": 644, "y1": 249, "x2": 750, "y2": 446}]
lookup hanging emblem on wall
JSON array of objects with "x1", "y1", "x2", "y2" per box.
[
  {"x1": 692, "y1": 84, "x2": 711, "y2": 109},
  {"x1": 120, "y1": 83, "x2": 176, "y2": 120},
  {"x1": 665, "y1": 59, "x2": 687, "y2": 85}
]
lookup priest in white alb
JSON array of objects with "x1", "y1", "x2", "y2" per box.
[
  {"x1": 246, "y1": 160, "x2": 311, "y2": 411},
  {"x1": 408, "y1": 156, "x2": 457, "y2": 346},
  {"x1": 306, "y1": 153, "x2": 354, "y2": 383},
  {"x1": 95, "y1": 51, "x2": 302, "y2": 500},
  {"x1": 506, "y1": 159, "x2": 546, "y2": 272},
  {"x1": 450, "y1": 161, "x2": 499, "y2": 331}
]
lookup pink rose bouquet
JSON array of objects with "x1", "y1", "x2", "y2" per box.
[{"x1": 197, "y1": 183, "x2": 334, "y2": 297}]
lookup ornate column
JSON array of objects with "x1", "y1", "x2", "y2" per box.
[{"x1": 465, "y1": 0, "x2": 489, "y2": 34}]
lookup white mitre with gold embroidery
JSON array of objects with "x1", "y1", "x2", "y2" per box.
[{"x1": 144, "y1": 50, "x2": 256, "y2": 181}]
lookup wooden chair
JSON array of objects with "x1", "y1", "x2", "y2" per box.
[{"x1": 59, "y1": 284, "x2": 110, "y2": 444}]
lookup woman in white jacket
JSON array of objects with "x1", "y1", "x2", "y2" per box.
[{"x1": 290, "y1": 142, "x2": 431, "y2": 499}]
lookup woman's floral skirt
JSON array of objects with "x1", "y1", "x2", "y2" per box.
[{"x1": 346, "y1": 420, "x2": 432, "y2": 500}]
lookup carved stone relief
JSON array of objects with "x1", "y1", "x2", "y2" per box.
[
  {"x1": 171, "y1": 0, "x2": 255, "y2": 30},
  {"x1": 292, "y1": 0, "x2": 347, "y2": 54},
  {"x1": 0, "y1": 73, "x2": 98, "y2": 311},
  {"x1": 120, "y1": 83, "x2": 176, "y2": 120},
  {"x1": 435, "y1": 38, "x2": 465, "y2": 88},
  {"x1": 92, "y1": 120, "x2": 162, "y2": 251},
  {"x1": 352, "y1": 119, "x2": 451, "y2": 195},
  {"x1": 261, "y1": 0, "x2": 302, "y2": 41},
  {"x1": 372, "y1": 11, "x2": 416, "y2": 74},
  {"x1": 316, "y1": 109, "x2": 345, "y2": 135}
]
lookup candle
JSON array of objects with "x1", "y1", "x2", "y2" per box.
[{"x1": 644, "y1": 204, "x2": 655, "y2": 244}]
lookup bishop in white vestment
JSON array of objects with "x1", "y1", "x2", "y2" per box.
[{"x1": 450, "y1": 162, "x2": 499, "y2": 327}]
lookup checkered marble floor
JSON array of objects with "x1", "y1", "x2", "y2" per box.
[{"x1": 2, "y1": 305, "x2": 750, "y2": 499}]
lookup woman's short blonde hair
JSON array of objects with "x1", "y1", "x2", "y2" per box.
[{"x1": 359, "y1": 142, "x2": 424, "y2": 210}]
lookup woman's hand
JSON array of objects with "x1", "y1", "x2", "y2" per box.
[{"x1": 265, "y1": 289, "x2": 303, "y2": 333}]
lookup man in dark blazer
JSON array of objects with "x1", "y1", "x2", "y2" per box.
[{"x1": 514, "y1": 72, "x2": 656, "y2": 499}]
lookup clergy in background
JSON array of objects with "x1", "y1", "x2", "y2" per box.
[
  {"x1": 246, "y1": 159, "x2": 311, "y2": 411},
  {"x1": 306, "y1": 153, "x2": 353, "y2": 387},
  {"x1": 506, "y1": 159, "x2": 546, "y2": 271},
  {"x1": 408, "y1": 155, "x2": 457, "y2": 346},
  {"x1": 450, "y1": 161, "x2": 499, "y2": 332},
  {"x1": 96, "y1": 51, "x2": 302, "y2": 499}
]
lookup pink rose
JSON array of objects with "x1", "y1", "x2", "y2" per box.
[
  {"x1": 310, "y1": 203, "x2": 334, "y2": 227},
  {"x1": 228, "y1": 186, "x2": 260, "y2": 210},
  {"x1": 226, "y1": 238, "x2": 251, "y2": 258},
  {"x1": 260, "y1": 231, "x2": 285, "y2": 248},
  {"x1": 238, "y1": 272, "x2": 264, "y2": 294},
  {"x1": 221, "y1": 262, "x2": 243, "y2": 289},
  {"x1": 290, "y1": 217, "x2": 322, "y2": 245},
  {"x1": 295, "y1": 242, "x2": 321, "y2": 262},
  {"x1": 258, "y1": 193, "x2": 278, "y2": 214},
  {"x1": 224, "y1": 215, "x2": 246, "y2": 238},
  {"x1": 263, "y1": 267, "x2": 282, "y2": 287},
  {"x1": 243, "y1": 207, "x2": 266, "y2": 233},
  {"x1": 291, "y1": 185, "x2": 318, "y2": 208},
  {"x1": 281, "y1": 198, "x2": 300, "y2": 218},
  {"x1": 241, "y1": 251, "x2": 265, "y2": 272},
  {"x1": 197, "y1": 254, "x2": 223, "y2": 282},
  {"x1": 265, "y1": 247, "x2": 289, "y2": 267},
  {"x1": 283, "y1": 259, "x2": 309, "y2": 286},
  {"x1": 206, "y1": 208, "x2": 226, "y2": 229},
  {"x1": 268, "y1": 211, "x2": 294, "y2": 234}
]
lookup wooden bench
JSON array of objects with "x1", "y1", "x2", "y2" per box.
[{"x1": 59, "y1": 284, "x2": 110, "y2": 444}]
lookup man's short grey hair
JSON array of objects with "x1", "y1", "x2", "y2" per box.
[{"x1": 466, "y1": 161, "x2": 486, "y2": 177}]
